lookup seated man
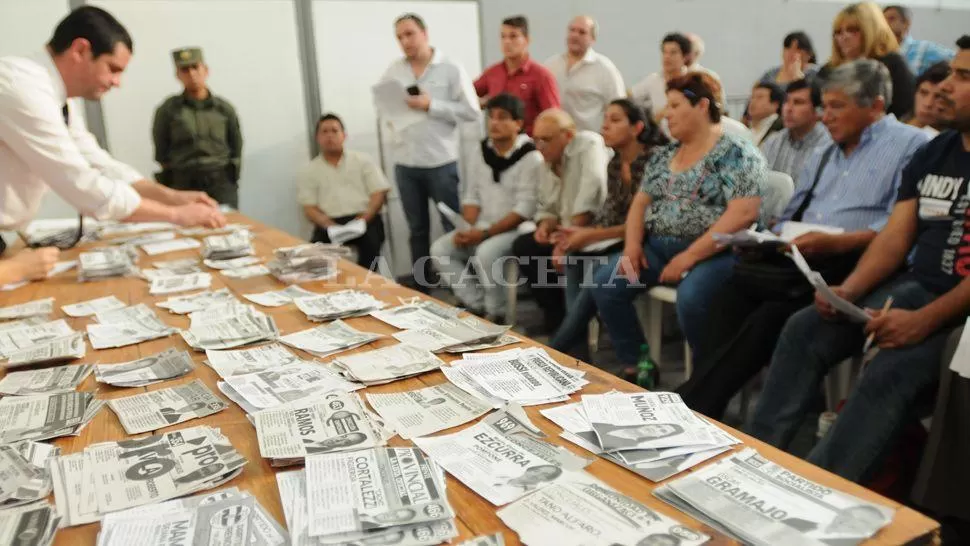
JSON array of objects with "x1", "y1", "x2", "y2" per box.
[
  {"x1": 297, "y1": 114, "x2": 390, "y2": 270},
  {"x1": 679, "y1": 60, "x2": 929, "y2": 419},
  {"x1": 747, "y1": 38, "x2": 970, "y2": 483},
  {"x1": 907, "y1": 61, "x2": 952, "y2": 137},
  {"x1": 747, "y1": 81, "x2": 786, "y2": 145},
  {"x1": 511, "y1": 108, "x2": 608, "y2": 334},
  {"x1": 431, "y1": 94, "x2": 542, "y2": 322},
  {"x1": 760, "y1": 78, "x2": 831, "y2": 186}
]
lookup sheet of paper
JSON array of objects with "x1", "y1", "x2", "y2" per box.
[
  {"x1": 140, "y1": 238, "x2": 201, "y2": 256},
  {"x1": 372, "y1": 79, "x2": 426, "y2": 131}
]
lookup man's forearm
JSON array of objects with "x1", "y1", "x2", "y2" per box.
[
  {"x1": 832, "y1": 230, "x2": 877, "y2": 254},
  {"x1": 461, "y1": 204, "x2": 481, "y2": 226},
  {"x1": 132, "y1": 179, "x2": 177, "y2": 205},
  {"x1": 122, "y1": 198, "x2": 178, "y2": 224},
  {"x1": 918, "y1": 276, "x2": 970, "y2": 334},
  {"x1": 304, "y1": 206, "x2": 334, "y2": 228},
  {"x1": 842, "y1": 232, "x2": 913, "y2": 298},
  {"x1": 360, "y1": 192, "x2": 388, "y2": 222},
  {"x1": 486, "y1": 212, "x2": 525, "y2": 236}
]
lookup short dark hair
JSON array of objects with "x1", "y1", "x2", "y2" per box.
[
  {"x1": 667, "y1": 72, "x2": 722, "y2": 122},
  {"x1": 958, "y1": 35, "x2": 970, "y2": 50},
  {"x1": 783, "y1": 31, "x2": 817, "y2": 64},
  {"x1": 883, "y1": 5, "x2": 912, "y2": 23},
  {"x1": 394, "y1": 13, "x2": 426, "y2": 31},
  {"x1": 917, "y1": 61, "x2": 952, "y2": 88},
  {"x1": 608, "y1": 98, "x2": 670, "y2": 148},
  {"x1": 316, "y1": 113, "x2": 344, "y2": 132},
  {"x1": 785, "y1": 78, "x2": 822, "y2": 108},
  {"x1": 48, "y1": 6, "x2": 132, "y2": 57},
  {"x1": 502, "y1": 16, "x2": 529, "y2": 38},
  {"x1": 661, "y1": 32, "x2": 692, "y2": 57},
  {"x1": 754, "y1": 81, "x2": 786, "y2": 110},
  {"x1": 485, "y1": 93, "x2": 525, "y2": 121}
]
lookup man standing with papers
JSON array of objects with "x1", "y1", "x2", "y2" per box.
[
  {"x1": 297, "y1": 114, "x2": 389, "y2": 270},
  {"x1": 378, "y1": 13, "x2": 479, "y2": 290},
  {"x1": 749, "y1": 38, "x2": 970, "y2": 484}
]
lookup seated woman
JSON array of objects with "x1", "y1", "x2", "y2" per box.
[
  {"x1": 759, "y1": 31, "x2": 820, "y2": 90},
  {"x1": 549, "y1": 99, "x2": 668, "y2": 361},
  {"x1": 585, "y1": 73, "x2": 765, "y2": 382},
  {"x1": 0, "y1": 246, "x2": 59, "y2": 286}
]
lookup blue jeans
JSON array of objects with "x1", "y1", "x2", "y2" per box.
[
  {"x1": 395, "y1": 162, "x2": 460, "y2": 282},
  {"x1": 550, "y1": 255, "x2": 612, "y2": 358},
  {"x1": 747, "y1": 276, "x2": 950, "y2": 482},
  {"x1": 584, "y1": 235, "x2": 736, "y2": 366}
]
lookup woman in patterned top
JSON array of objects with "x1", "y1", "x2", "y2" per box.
[
  {"x1": 587, "y1": 72, "x2": 765, "y2": 381},
  {"x1": 549, "y1": 99, "x2": 668, "y2": 361}
]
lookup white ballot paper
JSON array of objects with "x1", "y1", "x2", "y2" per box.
[
  {"x1": 107, "y1": 379, "x2": 229, "y2": 434},
  {"x1": 94, "y1": 348, "x2": 195, "y2": 387},
  {"x1": 0, "y1": 364, "x2": 92, "y2": 395},
  {"x1": 326, "y1": 219, "x2": 367, "y2": 245},
  {"x1": 180, "y1": 308, "x2": 280, "y2": 351},
  {"x1": 178, "y1": 223, "x2": 248, "y2": 237},
  {"x1": 498, "y1": 475, "x2": 709, "y2": 546},
  {"x1": 254, "y1": 390, "x2": 385, "y2": 463},
  {"x1": 201, "y1": 229, "x2": 255, "y2": 260},
  {"x1": 294, "y1": 289, "x2": 386, "y2": 322},
  {"x1": 366, "y1": 383, "x2": 492, "y2": 439},
  {"x1": 141, "y1": 237, "x2": 201, "y2": 256},
  {"x1": 436, "y1": 202, "x2": 470, "y2": 231},
  {"x1": 148, "y1": 272, "x2": 212, "y2": 295},
  {"x1": 789, "y1": 245, "x2": 870, "y2": 323},
  {"x1": 87, "y1": 304, "x2": 177, "y2": 349},
  {"x1": 393, "y1": 317, "x2": 510, "y2": 353},
  {"x1": 0, "y1": 392, "x2": 103, "y2": 444},
  {"x1": 204, "y1": 255, "x2": 261, "y2": 270},
  {"x1": 370, "y1": 300, "x2": 461, "y2": 330},
  {"x1": 219, "y1": 362, "x2": 362, "y2": 414},
  {"x1": 156, "y1": 288, "x2": 238, "y2": 314},
  {"x1": 0, "y1": 441, "x2": 60, "y2": 510},
  {"x1": 244, "y1": 285, "x2": 318, "y2": 307},
  {"x1": 0, "y1": 319, "x2": 74, "y2": 358},
  {"x1": 373, "y1": 79, "x2": 426, "y2": 131},
  {"x1": 0, "y1": 501, "x2": 59, "y2": 546},
  {"x1": 330, "y1": 343, "x2": 444, "y2": 385},
  {"x1": 204, "y1": 343, "x2": 300, "y2": 378},
  {"x1": 61, "y1": 295, "x2": 126, "y2": 317},
  {"x1": 446, "y1": 348, "x2": 587, "y2": 406},
  {"x1": 3, "y1": 333, "x2": 86, "y2": 369},
  {"x1": 152, "y1": 257, "x2": 200, "y2": 270},
  {"x1": 656, "y1": 448, "x2": 895, "y2": 546},
  {"x1": 456, "y1": 535, "x2": 505, "y2": 546},
  {"x1": 279, "y1": 320, "x2": 382, "y2": 358},
  {"x1": 0, "y1": 297, "x2": 54, "y2": 320},
  {"x1": 412, "y1": 408, "x2": 591, "y2": 506},
  {"x1": 222, "y1": 264, "x2": 271, "y2": 279},
  {"x1": 583, "y1": 392, "x2": 717, "y2": 451},
  {"x1": 949, "y1": 317, "x2": 970, "y2": 379}
]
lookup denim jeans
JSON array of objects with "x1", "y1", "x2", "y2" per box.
[
  {"x1": 550, "y1": 255, "x2": 612, "y2": 359},
  {"x1": 395, "y1": 162, "x2": 460, "y2": 283},
  {"x1": 586, "y1": 235, "x2": 736, "y2": 366},
  {"x1": 430, "y1": 230, "x2": 518, "y2": 316},
  {"x1": 746, "y1": 276, "x2": 950, "y2": 482}
]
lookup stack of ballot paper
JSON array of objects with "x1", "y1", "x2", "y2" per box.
[
  {"x1": 203, "y1": 255, "x2": 261, "y2": 270},
  {"x1": 49, "y1": 426, "x2": 246, "y2": 526},
  {"x1": 2, "y1": 333, "x2": 86, "y2": 369},
  {"x1": 180, "y1": 305, "x2": 279, "y2": 351},
  {"x1": 140, "y1": 237, "x2": 201, "y2": 256},
  {"x1": 392, "y1": 315, "x2": 511, "y2": 353},
  {"x1": 86, "y1": 304, "x2": 178, "y2": 349},
  {"x1": 111, "y1": 230, "x2": 175, "y2": 247},
  {"x1": 156, "y1": 288, "x2": 239, "y2": 314},
  {"x1": 96, "y1": 487, "x2": 288, "y2": 546},
  {"x1": 443, "y1": 348, "x2": 588, "y2": 407},
  {"x1": 178, "y1": 223, "x2": 248, "y2": 237},
  {"x1": 61, "y1": 295, "x2": 126, "y2": 317},
  {"x1": 0, "y1": 364, "x2": 92, "y2": 395},
  {"x1": 217, "y1": 361, "x2": 362, "y2": 414},
  {"x1": 279, "y1": 319, "x2": 382, "y2": 358},
  {"x1": 0, "y1": 441, "x2": 60, "y2": 509},
  {"x1": 203, "y1": 343, "x2": 300, "y2": 378},
  {"x1": 267, "y1": 243, "x2": 350, "y2": 283},
  {"x1": 243, "y1": 285, "x2": 317, "y2": 307},
  {"x1": 0, "y1": 297, "x2": 54, "y2": 320},
  {"x1": 107, "y1": 379, "x2": 229, "y2": 434},
  {"x1": 94, "y1": 348, "x2": 194, "y2": 387},
  {"x1": 0, "y1": 391, "x2": 103, "y2": 443},
  {"x1": 0, "y1": 502, "x2": 59, "y2": 546},
  {"x1": 0, "y1": 318, "x2": 75, "y2": 359},
  {"x1": 253, "y1": 390, "x2": 390, "y2": 466},
  {"x1": 540, "y1": 391, "x2": 741, "y2": 482},
  {"x1": 201, "y1": 229, "x2": 255, "y2": 260},
  {"x1": 325, "y1": 218, "x2": 367, "y2": 244},
  {"x1": 366, "y1": 382, "x2": 492, "y2": 439},
  {"x1": 329, "y1": 343, "x2": 444, "y2": 386},
  {"x1": 293, "y1": 289, "x2": 385, "y2": 321},
  {"x1": 148, "y1": 272, "x2": 212, "y2": 295},
  {"x1": 77, "y1": 246, "x2": 139, "y2": 281}
]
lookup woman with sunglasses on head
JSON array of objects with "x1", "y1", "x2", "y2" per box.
[
  {"x1": 820, "y1": 2, "x2": 915, "y2": 118},
  {"x1": 0, "y1": 247, "x2": 59, "y2": 286}
]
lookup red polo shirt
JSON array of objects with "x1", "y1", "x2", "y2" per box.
[{"x1": 474, "y1": 55, "x2": 560, "y2": 135}]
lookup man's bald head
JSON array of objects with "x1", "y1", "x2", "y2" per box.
[
  {"x1": 533, "y1": 109, "x2": 576, "y2": 164},
  {"x1": 566, "y1": 15, "x2": 597, "y2": 56},
  {"x1": 686, "y1": 32, "x2": 705, "y2": 65}
]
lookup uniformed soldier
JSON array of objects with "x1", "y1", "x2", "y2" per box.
[{"x1": 152, "y1": 47, "x2": 243, "y2": 208}]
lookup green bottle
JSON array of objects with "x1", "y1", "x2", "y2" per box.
[{"x1": 635, "y1": 343, "x2": 659, "y2": 390}]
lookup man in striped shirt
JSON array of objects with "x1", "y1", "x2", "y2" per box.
[
  {"x1": 884, "y1": 5, "x2": 955, "y2": 76},
  {"x1": 760, "y1": 79, "x2": 830, "y2": 186}
]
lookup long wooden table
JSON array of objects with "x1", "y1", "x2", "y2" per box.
[{"x1": 0, "y1": 214, "x2": 939, "y2": 545}]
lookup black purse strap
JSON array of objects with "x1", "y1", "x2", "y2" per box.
[{"x1": 792, "y1": 145, "x2": 836, "y2": 222}]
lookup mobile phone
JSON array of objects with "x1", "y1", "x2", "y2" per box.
[{"x1": 406, "y1": 85, "x2": 421, "y2": 96}]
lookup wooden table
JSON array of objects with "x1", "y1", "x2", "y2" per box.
[{"x1": 1, "y1": 214, "x2": 939, "y2": 546}]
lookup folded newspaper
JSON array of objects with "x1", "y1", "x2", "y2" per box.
[
  {"x1": 203, "y1": 255, "x2": 261, "y2": 270},
  {"x1": 366, "y1": 382, "x2": 492, "y2": 439},
  {"x1": 87, "y1": 304, "x2": 178, "y2": 349},
  {"x1": 294, "y1": 289, "x2": 386, "y2": 322},
  {"x1": 370, "y1": 300, "x2": 462, "y2": 330},
  {"x1": 180, "y1": 307, "x2": 280, "y2": 351},
  {"x1": 0, "y1": 297, "x2": 54, "y2": 320},
  {"x1": 148, "y1": 272, "x2": 213, "y2": 295},
  {"x1": 78, "y1": 245, "x2": 139, "y2": 281},
  {"x1": 157, "y1": 288, "x2": 238, "y2": 314},
  {"x1": 96, "y1": 486, "x2": 288, "y2": 546},
  {"x1": 279, "y1": 320, "x2": 382, "y2": 358},
  {"x1": 0, "y1": 501, "x2": 59, "y2": 546},
  {"x1": 393, "y1": 316, "x2": 511, "y2": 353},
  {"x1": 412, "y1": 407, "x2": 591, "y2": 506},
  {"x1": 330, "y1": 343, "x2": 445, "y2": 385},
  {"x1": 3, "y1": 333, "x2": 86, "y2": 369},
  {"x1": 243, "y1": 285, "x2": 318, "y2": 307},
  {"x1": 0, "y1": 441, "x2": 60, "y2": 509},
  {"x1": 203, "y1": 343, "x2": 300, "y2": 378},
  {"x1": 254, "y1": 390, "x2": 387, "y2": 465},
  {"x1": 0, "y1": 391, "x2": 103, "y2": 444},
  {"x1": 0, "y1": 318, "x2": 75, "y2": 358},
  {"x1": 201, "y1": 229, "x2": 255, "y2": 260},
  {"x1": 0, "y1": 364, "x2": 92, "y2": 395},
  {"x1": 49, "y1": 425, "x2": 246, "y2": 523},
  {"x1": 267, "y1": 243, "x2": 350, "y2": 284},
  {"x1": 61, "y1": 295, "x2": 127, "y2": 317},
  {"x1": 655, "y1": 447, "x2": 896, "y2": 546},
  {"x1": 94, "y1": 348, "x2": 195, "y2": 387},
  {"x1": 443, "y1": 348, "x2": 588, "y2": 407},
  {"x1": 107, "y1": 379, "x2": 229, "y2": 434},
  {"x1": 218, "y1": 361, "x2": 362, "y2": 414}
]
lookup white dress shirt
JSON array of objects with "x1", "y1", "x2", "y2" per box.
[
  {"x1": 0, "y1": 51, "x2": 142, "y2": 229},
  {"x1": 379, "y1": 48, "x2": 480, "y2": 168},
  {"x1": 535, "y1": 131, "x2": 610, "y2": 227},
  {"x1": 462, "y1": 134, "x2": 543, "y2": 226},
  {"x1": 545, "y1": 49, "x2": 625, "y2": 133},
  {"x1": 630, "y1": 72, "x2": 670, "y2": 118}
]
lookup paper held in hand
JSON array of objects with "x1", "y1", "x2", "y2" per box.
[{"x1": 789, "y1": 245, "x2": 870, "y2": 322}]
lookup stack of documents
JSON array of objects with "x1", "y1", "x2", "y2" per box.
[
  {"x1": 203, "y1": 255, "x2": 261, "y2": 270},
  {"x1": 294, "y1": 289, "x2": 386, "y2": 321},
  {"x1": 153, "y1": 257, "x2": 201, "y2": 271},
  {"x1": 49, "y1": 426, "x2": 246, "y2": 525},
  {"x1": 243, "y1": 285, "x2": 317, "y2": 307},
  {"x1": 655, "y1": 448, "x2": 895, "y2": 546},
  {"x1": 370, "y1": 300, "x2": 461, "y2": 329},
  {"x1": 156, "y1": 288, "x2": 238, "y2": 314},
  {"x1": 203, "y1": 343, "x2": 300, "y2": 378},
  {"x1": 541, "y1": 392, "x2": 740, "y2": 482},
  {"x1": 178, "y1": 223, "x2": 248, "y2": 237},
  {"x1": 96, "y1": 487, "x2": 288, "y2": 546},
  {"x1": 78, "y1": 246, "x2": 139, "y2": 281},
  {"x1": 218, "y1": 361, "x2": 362, "y2": 414},
  {"x1": 201, "y1": 229, "x2": 255, "y2": 260},
  {"x1": 0, "y1": 441, "x2": 60, "y2": 509},
  {"x1": 254, "y1": 390, "x2": 388, "y2": 466},
  {"x1": 0, "y1": 364, "x2": 92, "y2": 395},
  {"x1": 499, "y1": 474, "x2": 709, "y2": 546},
  {"x1": 268, "y1": 243, "x2": 350, "y2": 283},
  {"x1": 148, "y1": 272, "x2": 212, "y2": 295},
  {"x1": 94, "y1": 348, "x2": 194, "y2": 387},
  {"x1": 330, "y1": 343, "x2": 444, "y2": 385},
  {"x1": 140, "y1": 237, "x2": 201, "y2": 256},
  {"x1": 0, "y1": 502, "x2": 59, "y2": 546},
  {"x1": 366, "y1": 382, "x2": 492, "y2": 439},
  {"x1": 0, "y1": 391, "x2": 103, "y2": 443},
  {"x1": 443, "y1": 348, "x2": 588, "y2": 407},
  {"x1": 325, "y1": 218, "x2": 367, "y2": 244},
  {"x1": 279, "y1": 320, "x2": 382, "y2": 358},
  {"x1": 0, "y1": 297, "x2": 54, "y2": 320},
  {"x1": 111, "y1": 230, "x2": 175, "y2": 247},
  {"x1": 221, "y1": 264, "x2": 270, "y2": 279},
  {"x1": 62, "y1": 295, "x2": 126, "y2": 317},
  {"x1": 413, "y1": 408, "x2": 591, "y2": 506},
  {"x1": 393, "y1": 315, "x2": 511, "y2": 353},
  {"x1": 0, "y1": 318, "x2": 75, "y2": 359},
  {"x1": 181, "y1": 305, "x2": 279, "y2": 351},
  {"x1": 2, "y1": 333, "x2": 86, "y2": 369},
  {"x1": 86, "y1": 304, "x2": 177, "y2": 349},
  {"x1": 97, "y1": 221, "x2": 175, "y2": 238},
  {"x1": 107, "y1": 379, "x2": 229, "y2": 434}
]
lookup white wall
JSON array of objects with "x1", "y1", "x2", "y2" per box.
[{"x1": 93, "y1": 0, "x2": 311, "y2": 237}]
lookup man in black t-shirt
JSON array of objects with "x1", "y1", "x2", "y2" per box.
[{"x1": 748, "y1": 36, "x2": 970, "y2": 484}]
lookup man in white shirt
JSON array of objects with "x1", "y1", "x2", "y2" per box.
[
  {"x1": 544, "y1": 16, "x2": 625, "y2": 133},
  {"x1": 748, "y1": 81, "x2": 785, "y2": 145},
  {"x1": 685, "y1": 33, "x2": 723, "y2": 86},
  {"x1": 297, "y1": 114, "x2": 390, "y2": 271},
  {"x1": 0, "y1": 6, "x2": 225, "y2": 251},
  {"x1": 378, "y1": 13, "x2": 479, "y2": 291},
  {"x1": 431, "y1": 94, "x2": 542, "y2": 321},
  {"x1": 631, "y1": 32, "x2": 691, "y2": 120}
]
